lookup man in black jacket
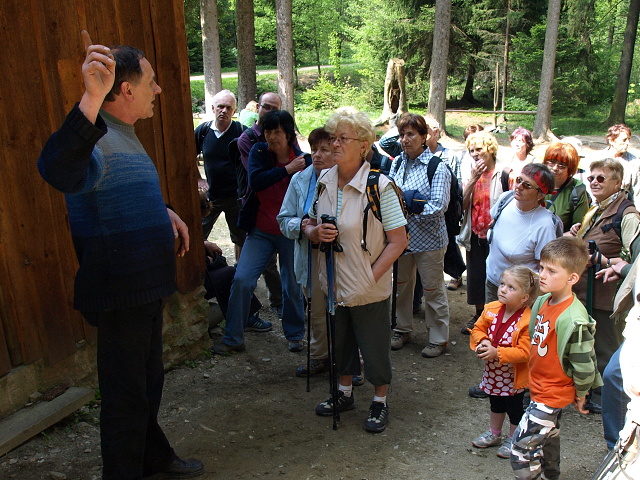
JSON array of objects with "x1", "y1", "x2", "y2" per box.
[{"x1": 195, "y1": 89, "x2": 246, "y2": 252}]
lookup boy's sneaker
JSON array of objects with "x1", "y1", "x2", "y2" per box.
[
  {"x1": 352, "y1": 374, "x2": 365, "y2": 386},
  {"x1": 315, "y1": 391, "x2": 355, "y2": 416},
  {"x1": 364, "y1": 401, "x2": 389, "y2": 433},
  {"x1": 496, "y1": 436, "x2": 512, "y2": 458},
  {"x1": 472, "y1": 430, "x2": 503, "y2": 448},
  {"x1": 390, "y1": 332, "x2": 411, "y2": 350},
  {"x1": 244, "y1": 315, "x2": 272, "y2": 332}
]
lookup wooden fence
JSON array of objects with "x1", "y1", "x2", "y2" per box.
[{"x1": 0, "y1": 0, "x2": 204, "y2": 377}]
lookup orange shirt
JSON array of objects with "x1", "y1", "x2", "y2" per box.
[{"x1": 529, "y1": 296, "x2": 575, "y2": 408}]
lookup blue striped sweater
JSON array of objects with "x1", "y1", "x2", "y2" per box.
[{"x1": 38, "y1": 105, "x2": 177, "y2": 311}]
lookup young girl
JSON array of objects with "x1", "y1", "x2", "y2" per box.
[{"x1": 469, "y1": 265, "x2": 539, "y2": 458}]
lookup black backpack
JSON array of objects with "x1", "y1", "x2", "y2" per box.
[{"x1": 426, "y1": 156, "x2": 463, "y2": 238}]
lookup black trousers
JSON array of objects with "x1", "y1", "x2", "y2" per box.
[{"x1": 83, "y1": 300, "x2": 175, "y2": 480}]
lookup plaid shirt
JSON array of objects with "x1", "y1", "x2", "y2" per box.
[{"x1": 390, "y1": 149, "x2": 451, "y2": 252}]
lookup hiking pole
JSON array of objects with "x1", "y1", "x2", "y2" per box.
[
  {"x1": 306, "y1": 240, "x2": 313, "y2": 392},
  {"x1": 586, "y1": 240, "x2": 600, "y2": 317},
  {"x1": 320, "y1": 214, "x2": 343, "y2": 430},
  {"x1": 391, "y1": 260, "x2": 399, "y2": 329}
]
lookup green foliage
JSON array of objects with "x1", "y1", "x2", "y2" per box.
[
  {"x1": 298, "y1": 75, "x2": 370, "y2": 111},
  {"x1": 504, "y1": 97, "x2": 536, "y2": 111}
]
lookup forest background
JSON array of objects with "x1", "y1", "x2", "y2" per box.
[{"x1": 183, "y1": 0, "x2": 640, "y2": 140}]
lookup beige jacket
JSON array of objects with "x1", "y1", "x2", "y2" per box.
[{"x1": 315, "y1": 162, "x2": 392, "y2": 307}]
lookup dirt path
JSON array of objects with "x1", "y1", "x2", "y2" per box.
[{"x1": 0, "y1": 216, "x2": 608, "y2": 479}]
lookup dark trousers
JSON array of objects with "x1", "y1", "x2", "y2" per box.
[{"x1": 83, "y1": 300, "x2": 175, "y2": 480}]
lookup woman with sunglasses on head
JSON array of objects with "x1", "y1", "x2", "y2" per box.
[
  {"x1": 567, "y1": 158, "x2": 640, "y2": 381},
  {"x1": 458, "y1": 131, "x2": 506, "y2": 335},
  {"x1": 542, "y1": 142, "x2": 591, "y2": 232},
  {"x1": 485, "y1": 163, "x2": 558, "y2": 304}
]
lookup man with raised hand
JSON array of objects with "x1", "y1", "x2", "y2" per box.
[{"x1": 37, "y1": 31, "x2": 203, "y2": 480}]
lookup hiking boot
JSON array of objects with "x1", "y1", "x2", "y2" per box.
[
  {"x1": 461, "y1": 314, "x2": 480, "y2": 335},
  {"x1": 472, "y1": 430, "x2": 503, "y2": 448},
  {"x1": 497, "y1": 436, "x2": 513, "y2": 458},
  {"x1": 447, "y1": 276, "x2": 463, "y2": 290},
  {"x1": 390, "y1": 331, "x2": 411, "y2": 350},
  {"x1": 211, "y1": 342, "x2": 246, "y2": 355},
  {"x1": 288, "y1": 340, "x2": 304, "y2": 353},
  {"x1": 468, "y1": 385, "x2": 489, "y2": 398},
  {"x1": 421, "y1": 342, "x2": 446, "y2": 358},
  {"x1": 244, "y1": 315, "x2": 272, "y2": 333},
  {"x1": 295, "y1": 358, "x2": 329, "y2": 377},
  {"x1": 315, "y1": 391, "x2": 355, "y2": 416},
  {"x1": 364, "y1": 401, "x2": 389, "y2": 433}
]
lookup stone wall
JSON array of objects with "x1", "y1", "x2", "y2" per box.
[{"x1": 0, "y1": 289, "x2": 209, "y2": 419}]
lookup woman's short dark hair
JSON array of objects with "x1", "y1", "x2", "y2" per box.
[
  {"x1": 510, "y1": 127, "x2": 534, "y2": 154},
  {"x1": 104, "y1": 45, "x2": 145, "y2": 102},
  {"x1": 397, "y1": 113, "x2": 428, "y2": 136},
  {"x1": 522, "y1": 162, "x2": 555, "y2": 195},
  {"x1": 308, "y1": 128, "x2": 331, "y2": 150},
  {"x1": 262, "y1": 110, "x2": 296, "y2": 146}
]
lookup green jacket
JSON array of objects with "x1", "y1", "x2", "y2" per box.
[{"x1": 530, "y1": 293, "x2": 603, "y2": 398}]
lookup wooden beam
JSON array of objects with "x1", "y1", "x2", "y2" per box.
[{"x1": 0, "y1": 387, "x2": 94, "y2": 457}]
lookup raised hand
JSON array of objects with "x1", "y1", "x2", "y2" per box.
[{"x1": 78, "y1": 30, "x2": 116, "y2": 123}]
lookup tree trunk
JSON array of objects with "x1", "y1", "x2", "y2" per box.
[
  {"x1": 200, "y1": 0, "x2": 222, "y2": 116},
  {"x1": 605, "y1": 0, "x2": 640, "y2": 126},
  {"x1": 533, "y1": 0, "x2": 561, "y2": 142},
  {"x1": 500, "y1": 0, "x2": 511, "y2": 124},
  {"x1": 236, "y1": 0, "x2": 257, "y2": 112},
  {"x1": 461, "y1": 55, "x2": 476, "y2": 103},
  {"x1": 276, "y1": 0, "x2": 295, "y2": 115},
  {"x1": 427, "y1": 0, "x2": 451, "y2": 133},
  {"x1": 374, "y1": 58, "x2": 408, "y2": 126}
]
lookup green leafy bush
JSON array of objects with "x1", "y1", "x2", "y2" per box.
[
  {"x1": 504, "y1": 97, "x2": 536, "y2": 111},
  {"x1": 298, "y1": 75, "x2": 370, "y2": 111}
]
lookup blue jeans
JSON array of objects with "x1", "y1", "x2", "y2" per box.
[
  {"x1": 602, "y1": 343, "x2": 630, "y2": 449},
  {"x1": 223, "y1": 228, "x2": 304, "y2": 346}
]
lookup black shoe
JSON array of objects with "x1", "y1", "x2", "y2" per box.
[
  {"x1": 296, "y1": 358, "x2": 329, "y2": 377},
  {"x1": 159, "y1": 457, "x2": 204, "y2": 478},
  {"x1": 288, "y1": 340, "x2": 304, "y2": 352},
  {"x1": 364, "y1": 401, "x2": 389, "y2": 433},
  {"x1": 461, "y1": 314, "x2": 480, "y2": 335},
  {"x1": 270, "y1": 305, "x2": 283, "y2": 318},
  {"x1": 585, "y1": 400, "x2": 602, "y2": 414},
  {"x1": 315, "y1": 390, "x2": 355, "y2": 416},
  {"x1": 468, "y1": 385, "x2": 488, "y2": 398},
  {"x1": 211, "y1": 342, "x2": 246, "y2": 355}
]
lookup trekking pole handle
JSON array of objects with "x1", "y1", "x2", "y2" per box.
[{"x1": 319, "y1": 215, "x2": 343, "y2": 252}]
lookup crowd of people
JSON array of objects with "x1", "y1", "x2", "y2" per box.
[{"x1": 36, "y1": 32, "x2": 640, "y2": 480}]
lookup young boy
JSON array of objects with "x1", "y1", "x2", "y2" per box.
[{"x1": 510, "y1": 236, "x2": 602, "y2": 480}]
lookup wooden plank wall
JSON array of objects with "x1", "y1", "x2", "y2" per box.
[{"x1": 0, "y1": 0, "x2": 204, "y2": 376}]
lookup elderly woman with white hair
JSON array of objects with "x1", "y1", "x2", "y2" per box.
[{"x1": 304, "y1": 108, "x2": 407, "y2": 433}]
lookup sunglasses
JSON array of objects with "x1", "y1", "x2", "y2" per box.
[
  {"x1": 544, "y1": 160, "x2": 568, "y2": 171},
  {"x1": 260, "y1": 103, "x2": 278, "y2": 111},
  {"x1": 587, "y1": 174, "x2": 607, "y2": 184},
  {"x1": 515, "y1": 177, "x2": 540, "y2": 191},
  {"x1": 329, "y1": 136, "x2": 359, "y2": 145}
]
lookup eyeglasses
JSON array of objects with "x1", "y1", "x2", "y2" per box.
[
  {"x1": 260, "y1": 103, "x2": 278, "y2": 111},
  {"x1": 587, "y1": 174, "x2": 608, "y2": 184},
  {"x1": 515, "y1": 177, "x2": 541, "y2": 191},
  {"x1": 329, "y1": 135, "x2": 359, "y2": 145},
  {"x1": 544, "y1": 160, "x2": 568, "y2": 171}
]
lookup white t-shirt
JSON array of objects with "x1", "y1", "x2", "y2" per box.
[{"x1": 486, "y1": 197, "x2": 558, "y2": 286}]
